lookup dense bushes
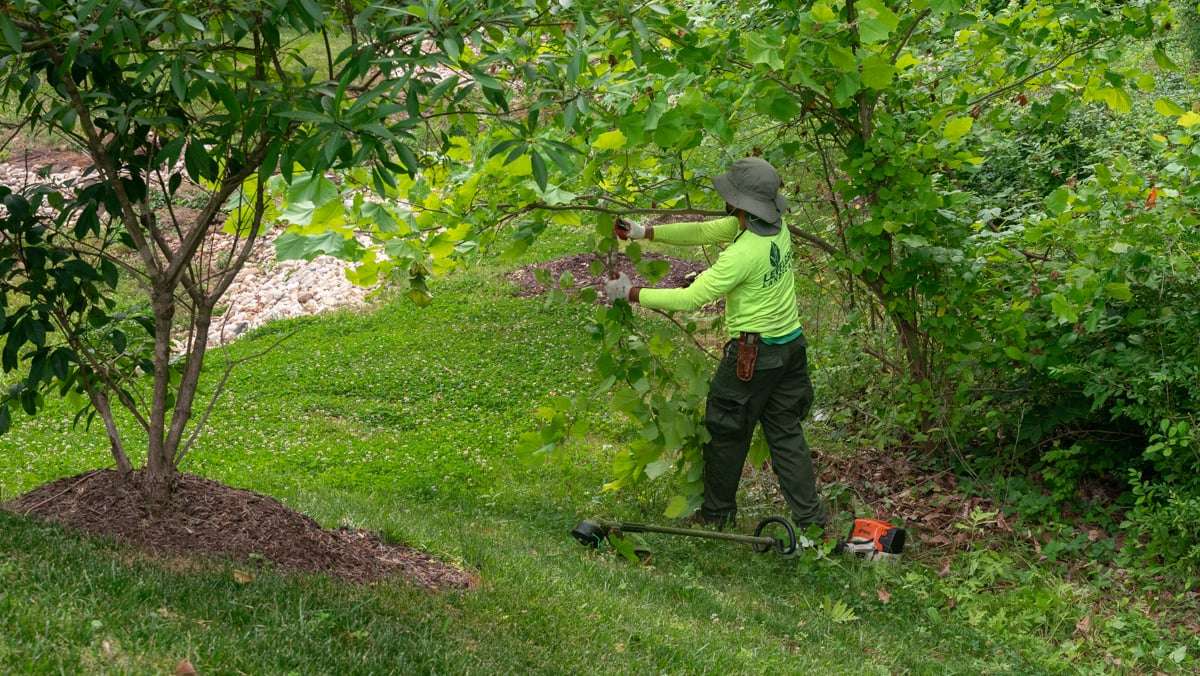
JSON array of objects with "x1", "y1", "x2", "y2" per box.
[{"x1": 824, "y1": 52, "x2": 1200, "y2": 573}]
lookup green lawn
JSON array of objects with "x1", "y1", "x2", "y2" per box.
[{"x1": 0, "y1": 228, "x2": 1193, "y2": 674}]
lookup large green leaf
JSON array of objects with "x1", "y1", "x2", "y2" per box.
[
  {"x1": 860, "y1": 57, "x2": 895, "y2": 90},
  {"x1": 1043, "y1": 187, "x2": 1070, "y2": 216},
  {"x1": 743, "y1": 33, "x2": 784, "y2": 70},
  {"x1": 274, "y1": 231, "x2": 356, "y2": 261},
  {"x1": 593, "y1": 129, "x2": 627, "y2": 150},
  {"x1": 0, "y1": 14, "x2": 22, "y2": 52},
  {"x1": 942, "y1": 116, "x2": 973, "y2": 143},
  {"x1": 857, "y1": 0, "x2": 900, "y2": 43},
  {"x1": 827, "y1": 45, "x2": 856, "y2": 72}
]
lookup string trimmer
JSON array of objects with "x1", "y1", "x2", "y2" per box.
[
  {"x1": 571, "y1": 516, "x2": 799, "y2": 556},
  {"x1": 571, "y1": 516, "x2": 907, "y2": 560}
]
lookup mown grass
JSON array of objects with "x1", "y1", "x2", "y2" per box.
[{"x1": 0, "y1": 227, "x2": 1195, "y2": 674}]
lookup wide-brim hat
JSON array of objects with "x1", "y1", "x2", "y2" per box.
[{"x1": 712, "y1": 157, "x2": 788, "y2": 225}]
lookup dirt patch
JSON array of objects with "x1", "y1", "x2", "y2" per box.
[
  {"x1": 508, "y1": 252, "x2": 712, "y2": 300},
  {"x1": 3, "y1": 470, "x2": 472, "y2": 589},
  {"x1": 12, "y1": 147, "x2": 93, "y2": 170},
  {"x1": 813, "y1": 448, "x2": 1013, "y2": 550},
  {"x1": 0, "y1": 145, "x2": 92, "y2": 179}
]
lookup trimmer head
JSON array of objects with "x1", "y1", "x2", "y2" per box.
[{"x1": 571, "y1": 519, "x2": 610, "y2": 548}]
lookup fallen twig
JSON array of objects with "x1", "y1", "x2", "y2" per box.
[{"x1": 20, "y1": 469, "x2": 105, "y2": 516}]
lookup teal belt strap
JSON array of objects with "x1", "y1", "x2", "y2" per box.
[{"x1": 761, "y1": 327, "x2": 803, "y2": 345}]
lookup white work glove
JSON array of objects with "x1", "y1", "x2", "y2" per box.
[
  {"x1": 614, "y1": 218, "x2": 647, "y2": 240},
  {"x1": 604, "y1": 272, "x2": 634, "y2": 303}
]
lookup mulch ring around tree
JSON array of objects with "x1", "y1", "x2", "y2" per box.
[
  {"x1": 3, "y1": 470, "x2": 473, "y2": 590},
  {"x1": 508, "y1": 252, "x2": 711, "y2": 300}
]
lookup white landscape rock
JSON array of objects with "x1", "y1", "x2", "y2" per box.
[
  {"x1": 0, "y1": 153, "x2": 373, "y2": 350},
  {"x1": 206, "y1": 226, "x2": 372, "y2": 346}
]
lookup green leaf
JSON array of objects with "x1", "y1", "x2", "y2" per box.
[
  {"x1": 1050, "y1": 294, "x2": 1079, "y2": 323},
  {"x1": 183, "y1": 142, "x2": 215, "y2": 182},
  {"x1": 857, "y1": 0, "x2": 900, "y2": 43},
  {"x1": 759, "y1": 84, "x2": 800, "y2": 121},
  {"x1": 1155, "y1": 98, "x2": 1185, "y2": 117},
  {"x1": 394, "y1": 142, "x2": 419, "y2": 176},
  {"x1": 442, "y1": 36, "x2": 461, "y2": 63},
  {"x1": 361, "y1": 202, "x2": 409, "y2": 235},
  {"x1": 860, "y1": 57, "x2": 895, "y2": 90},
  {"x1": 0, "y1": 14, "x2": 22, "y2": 52},
  {"x1": 822, "y1": 597, "x2": 859, "y2": 624},
  {"x1": 827, "y1": 45, "x2": 856, "y2": 72},
  {"x1": 1043, "y1": 187, "x2": 1070, "y2": 216},
  {"x1": 663, "y1": 494, "x2": 692, "y2": 518},
  {"x1": 274, "y1": 110, "x2": 330, "y2": 123},
  {"x1": 286, "y1": 173, "x2": 339, "y2": 206},
  {"x1": 179, "y1": 13, "x2": 205, "y2": 33},
  {"x1": 833, "y1": 73, "x2": 860, "y2": 105},
  {"x1": 637, "y1": 259, "x2": 671, "y2": 283},
  {"x1": 894, "y1": 52, "x2": 919, "y2": 70},
  {"x1": 942, "y1": 116, "x2": 973, "y2": 143},
  {"x1": 298, "y1": 0, "x2": 324, "y2": 22},
  {"x1": 1169, "y1": 646, "x2": 1187, "y2": 664},
  {"x1": 1178, "y1": 112, "x2": 1200, "y2": 128},
  {"x1": 170, "y1": 60, "x2": 187, "y2": 101},
  {"x1": 530, "y1": 151, "x2": 548, "y2": 190},
  {"x1": 592, "y1": 129, "x2": 627, "y2": 151},
  {"x1": 607, "y1": 533, "x2": 640, "y2": 563},
  {"x1": 1153, "y1": 46, "x2": 1179, "y2": 72},
  {"x1": 1104, "y1": 283, "x2": 1132, "y2": 302},
  {"x1": 274, "y1": 231, "x2": 354, "y2": 261},
  {"x1": 644, "y1": 459, "x2": 672, "y2": 479},
  {"x1": 811, "y1": 2, "x2": 837, "y2": 22},
  {"x1": 743, "y1": 33, "x2": 784, "y2": 70},
  {"x1": 1095, "y1": 87, "x2": 1132, "y2": 114}
]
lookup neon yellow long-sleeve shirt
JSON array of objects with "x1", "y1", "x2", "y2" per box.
[{"x1": 638, "y1": 216, "x2": 801, "y2": 339}]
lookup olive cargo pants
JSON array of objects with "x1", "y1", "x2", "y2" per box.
[{"x1": 700, "y1": 335, "x2": 827, "y2": 527}]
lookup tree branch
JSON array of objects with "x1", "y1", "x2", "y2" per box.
[{"x1": 966, "y1": 38, "x2": 1109, "y2": 109}]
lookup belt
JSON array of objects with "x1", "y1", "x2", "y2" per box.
[{"x1": 736, "y1": 328, "x2": 803, "y2": 346}]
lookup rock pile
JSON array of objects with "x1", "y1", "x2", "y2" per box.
[
  {"x1": 0, "y1": 150, "x2": 371, "y2": 348},
  {"x1": 207, "y1": 228, "x2": 371, "y2": 346}
]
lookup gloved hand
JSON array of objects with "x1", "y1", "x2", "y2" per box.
[
  {"x1": 604, "y1": 272, "x2": 634, "y2": 303},
  {"x1": 614, "y1": 218, "x2": 647, "y2": 240}
]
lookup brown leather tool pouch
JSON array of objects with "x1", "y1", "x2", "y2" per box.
[{"x1": 735, "y1": 333, "x2": 760, "y2": 382}]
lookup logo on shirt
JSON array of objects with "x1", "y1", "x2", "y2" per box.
[{"x1": 762, "y1": 241, "x2": 788, "y2": 288}]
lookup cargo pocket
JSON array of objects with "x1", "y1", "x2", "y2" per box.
[{"x1": 705, "y1": 387, "x2": 753, "y2": 438}]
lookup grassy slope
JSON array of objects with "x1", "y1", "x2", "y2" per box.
[{"x1": 0, "y1": 228, "x2": 1190, "y2": 674}]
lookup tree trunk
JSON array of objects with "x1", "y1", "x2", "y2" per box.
[
  {"x1": 87, "y1": 386, "x2": 134, "y2": 475},
  {"x1": 163, "y1": 308, "x2": 212, "y2": 463},
  {"x1": 892, "y1": 314, "x2": 928, "y2": 382},
  {"x1": 145, "y1": 287, "x2": 177, "y2": 499}
]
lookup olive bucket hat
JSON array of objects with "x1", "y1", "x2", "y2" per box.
[{"x1": 713, "y1": 157, "x2": 788, "y2": 233}]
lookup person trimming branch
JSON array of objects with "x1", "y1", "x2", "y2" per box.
[{"x1": 604, "y1": 157, "x2": 828, "y2": 531}]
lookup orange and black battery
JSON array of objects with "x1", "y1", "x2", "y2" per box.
[{"x1": 848, "y1": 518, "x2": 906, "y2": 554}]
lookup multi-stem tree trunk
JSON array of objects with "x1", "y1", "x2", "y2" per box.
[{"x1": 145, "y1": 289, "x2": 179, "y2": 497}]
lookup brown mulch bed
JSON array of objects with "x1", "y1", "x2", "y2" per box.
[
  {"x1": 3, "y1": 470, "x2": 473, "y2": 589},
  {"x1": 508, "y1": 252, "x2": 711, "y2": 300}
]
